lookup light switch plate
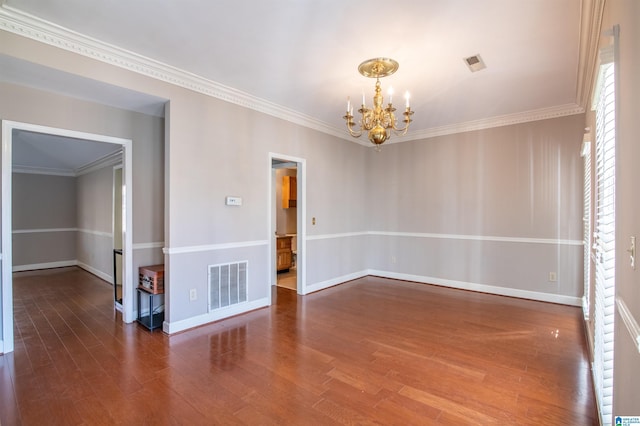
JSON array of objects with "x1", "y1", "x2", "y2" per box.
[{"x1": 225, "y1": 196, "x2": 242, "y2": 206}]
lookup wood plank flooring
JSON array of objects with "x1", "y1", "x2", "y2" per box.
[{"x1": 0, "y1": 267, "x2": 597, "y2": 425}]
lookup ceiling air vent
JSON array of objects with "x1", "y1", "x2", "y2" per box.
[{"x1": 464, "y1": 54, "x2": 486, "y2": 72}]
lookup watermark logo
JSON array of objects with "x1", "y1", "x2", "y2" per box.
[{"x1": 615, "y1": 416, "x2": 640, "y2": 426}]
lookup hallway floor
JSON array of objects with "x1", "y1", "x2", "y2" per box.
[{"x1": 276, "y1": 268, "x2": 296, "y2": 291}]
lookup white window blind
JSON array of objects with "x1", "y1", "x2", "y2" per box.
[
  {"x1": 582, "y1": 137, "x2": 591, "y2": 321},
  {"x1": 592, "y1": 57, "x2": 615, "y2": 426}
]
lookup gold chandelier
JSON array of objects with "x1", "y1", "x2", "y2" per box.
[{"x1": 343, "y1": 58, "x2": 414, "y2": 151}]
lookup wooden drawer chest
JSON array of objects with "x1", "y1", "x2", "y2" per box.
[
  {"x1": 276, "y1": 236, "x2": 292, "y2": 272},
  {"x1": 138, "y1": 264, "x2": 165, "y2": 294}
]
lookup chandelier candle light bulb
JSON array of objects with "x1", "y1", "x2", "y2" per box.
[{"x1": 342, "y1": 57, "x2": 414, "y2": 151}]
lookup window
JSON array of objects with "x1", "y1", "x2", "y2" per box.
[
  {"x1": 581, "y1": 135, "x2": 591, "y2": 320},
  {"x1": 592, "y1": 46, "x2": 615, "y2": 426}
]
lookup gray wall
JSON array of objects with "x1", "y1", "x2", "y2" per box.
[
  {"x1": 0, "y1": 27, "x2": 583, "y2": 337},
  {"x1": 76, "y1": 165, "x2": 116, "y2": 278},
  {"x1": 12, "y1": 172, "x2": 77, "y2": 268},
  {"x1": 12, "y1": 164, "x2": 127, "y2": 281},
  {"x1": 163, "y1": 94, "x2": 370, "y2": 323},
  {"x1": 365, "y1": 115, "x2": 584, "y2": 301}
]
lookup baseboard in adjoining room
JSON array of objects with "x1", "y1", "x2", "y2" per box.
[
  {"x1": 12, "y1": 260, "x2": 114, "y2": 285},
  {"x1": 76, "y1": 262, "x2": 112, "y2": 283},
  {"x1": 12, "y1": 260, "x2": 77, "y2": 273}
]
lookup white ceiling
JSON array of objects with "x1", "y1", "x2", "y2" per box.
[
  {"x1": 0, "y1": 54, "x2": 167, "y2": 118},
  {"x1": 12, "y1": 130, "x2": 122, "y2": 175},
  {"x1": 2, "y1": 0, "x2": 585, "y2": 168}
]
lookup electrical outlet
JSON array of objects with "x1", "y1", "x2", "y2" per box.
[
  {"x1": 189, "y1": 288, "x2": 197, "y2": 301},
  {"x1": 391, "y1": 256, "x2": 397, "y2": 264},
  {"x1": 549, "y1": 272, "x2": 557, "y2": 282}
]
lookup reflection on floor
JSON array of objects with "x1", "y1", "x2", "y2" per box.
[{"x1": 277, "y1": 269, "x2": 296, "y2": 290}]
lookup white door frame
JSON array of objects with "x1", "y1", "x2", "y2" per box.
[
  {"x1": 112, "y1": 164, "x2": 124, "y2": 309},
  {"x1": 1, "y1": 120, "x2": 134, "y2": 354},
  {"x1": 268, "y1": 152, "x2": 306, "y2": 300}
]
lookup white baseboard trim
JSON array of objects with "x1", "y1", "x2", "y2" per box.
[
  {"x1": 13, "y1": 260, "x2": 114, "y2": 285},
  {"x1": 12, "y1": 260, "x2": 77, "y2": 272},
  {"x1": 162, "y1": 297, "x2": 270, "y2": 334},
  {"x1": 162, "y1": 270, "x2": 580, "y2": 336},
  {"x1": 77, "y1": 262, "x2": 112, "y2": 283},
  {"x1": 303, "y1": 270, "x2": 369, "y2": 295},
  {"x1": 367, "y1": 270, "x2": 582, "y2": 306}
]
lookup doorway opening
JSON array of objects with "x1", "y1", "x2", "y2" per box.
[
  {"x1": 1, "y1": 120, "x2": 134, "y2": 354},
  {"x1": 113, "y1": 165, "x2": 124, "y2": 307},
  {"x1": 269, "y1": 153, "x2": 305, "y2": 298}
]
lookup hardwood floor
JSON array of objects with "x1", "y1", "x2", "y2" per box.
[{"x1": 0, "y1": 267, "x2": 597, "y2": 425}]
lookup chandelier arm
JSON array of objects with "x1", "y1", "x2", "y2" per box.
[
  {"x1": 391, "y1": 109, "x2": 414, "y2": 135},
  {"x1": 392, "y1": 125, "x2": 410, "y2": 136},
  {"x1": 345, "y1": 119, "x2": 363, "y2": 137}
]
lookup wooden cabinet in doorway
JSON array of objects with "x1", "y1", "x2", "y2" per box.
[
  {"x1": 276, "y1": 236, "x2": 293, "y2": 272},
  {"x1": 282, "y1": 176, "x2": 297, "y2": 208}
]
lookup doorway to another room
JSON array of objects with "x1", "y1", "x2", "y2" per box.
[
  {"x1": 275, "y1": 165, "x2": 297, "y2": 290},
  {"x1": 1, "y1": 121, "x2": 134, "y2": 354},
  {"x1": 113, "y1": 165, "x2": 124, "y2": 306},
  {"x1": 270, "y1": 154, "x2": 305, "y2": 296}
]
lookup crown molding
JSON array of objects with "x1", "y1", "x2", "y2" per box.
[
  {"x1": 392, "y1": 103, "x2": 585, "y2": 143},
  {"x1": 0, "y1": 5, "x2": 344, "y2": 138},
  {"x1": 12, "y1": 165, "x2": 75, "y2": 176},
  {"x1": 0, "y1": 4, "x2": 586, "y2": 146},
  {"x1": 575, "y1": 0, "x2": 606, "y2": 109},
  {"x1": 75, "y1": 150, "x2": 122, "y2": 176},
  {"x1": 13, "y1": 150, "x2": 122, "y2": 176}
]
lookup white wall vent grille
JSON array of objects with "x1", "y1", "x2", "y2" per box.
[{"x1": 208, "y1": 261, "x2": 248, "y2": 311}]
